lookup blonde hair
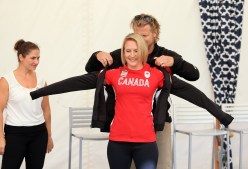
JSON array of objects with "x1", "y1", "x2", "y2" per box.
[
  {"x1": 130, "y1": 13, "x2": 160, "y2": 42},
  {"x1": 121, "y1": 33, "x2": 148, "y2": 66}
]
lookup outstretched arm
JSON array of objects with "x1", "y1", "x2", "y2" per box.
[
  {"x1": 170, "y1": 56, "x2": 199, "y2": 81},
  {"x1": 170, "y1": 76, "x2": 233, "y2": 127},
  {"x1": 30, "y1": 72, "x2": 98, "y2": 100},
  {"x1": 157, "y1": 48, "x2": 200, "y2": 81}
]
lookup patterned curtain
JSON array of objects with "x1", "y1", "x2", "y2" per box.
[{"x1": 198, "y1": 0, "x2": 244, "y2": 168}]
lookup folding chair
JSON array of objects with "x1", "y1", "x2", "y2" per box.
[
  {"x1": 68, "y1": 107, "x2": 109, "y2": 169},
  {"x1": 172, "y1": 104, "x2": 230, "y2": 169},
  {"x1": 222, "y1": 103, "x2": 248, "y2": 169}
]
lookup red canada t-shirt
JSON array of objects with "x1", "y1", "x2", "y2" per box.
[{"x1": 105, "y1": 64, "x2": 164, "y2": 142}]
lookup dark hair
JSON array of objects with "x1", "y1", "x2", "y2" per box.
[{"x1": 14, "y1": 39, "x2": 39, "y2": 62}]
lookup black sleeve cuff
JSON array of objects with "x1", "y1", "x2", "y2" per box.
[{"x1": 30, "y1": 90, "x2": 40, "y2": 100}]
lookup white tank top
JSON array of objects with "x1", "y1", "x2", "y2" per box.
[{"x1": 3, "y1": 72, "x2": 45, "y2": 126}]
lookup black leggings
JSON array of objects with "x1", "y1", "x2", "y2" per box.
[
  {"x1": 107, "y1": 141, "x2": 158, "y2": 169},
  {"x1": 1, "y1": 123, "x2": 48, "y2": 169}
]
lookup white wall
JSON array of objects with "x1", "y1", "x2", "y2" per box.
[{"x1": 0, "y1": 0, "x2": 247, "y2": 168}]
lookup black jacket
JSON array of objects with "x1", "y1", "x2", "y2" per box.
[
  {"x1": 85, "y1": 43, "x2": 199, "y2": 81},
  {"x1": 30, "y1": 43, "x2": 234, "y2": 127},
  {"x1": 85, "y1": 43, "x2": 234, "y2": 127},
  {"x1": 30, "y1": 66, "x2": 172, "y2": 132},
  {"x1": 91, "y1": 65, "x2": 171, "y2": 132},
  {"x1": 30, "y1": 72, "x2": 233, "y2": 128}
]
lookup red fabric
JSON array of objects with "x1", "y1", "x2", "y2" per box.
[
  {"x1": 105, "y1": 64, "x2": 164, "y2": 142},
  {"x1": 164, "y1": 66, "x2": 172, "y2": 75}
]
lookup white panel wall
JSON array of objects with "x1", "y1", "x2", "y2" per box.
[{"x1": 0, "y1": 0, "x2": 247, "y2": 168}]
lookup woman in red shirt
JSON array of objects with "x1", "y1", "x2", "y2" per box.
[{"x1": 106, "y1": 33, "x2": 164, "y2": 169}]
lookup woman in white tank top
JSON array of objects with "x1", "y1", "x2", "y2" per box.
[{"x1": 0, "y1": 39, "x2": 53, "y2": 169}]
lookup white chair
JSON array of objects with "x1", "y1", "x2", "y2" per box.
[
  {"x1": 172, "y1": 104, "x2": 230, "y2": 169},
  {"x1": 222, "y1": 104, "x2": 248, "y2": 169},
  {"x1": 68, "y1": 107, "x2": 109, "y2": 169}
]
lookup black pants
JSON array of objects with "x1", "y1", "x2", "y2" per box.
[
  {"x1": 1, "y1": 123, "x2": 48, "y2": 169},
  {"x1": 107, "y1": 141, "x2": 158, "y2": 169}
]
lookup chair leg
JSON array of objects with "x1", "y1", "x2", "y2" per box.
[
  {"x1": 79, "y1": 139, "x2": 83, "y2": 169},
  {"x1": 226, "y1": 134, "x2": 230, "y2": 169},
  {"x1": 188, "y1": 134, "x2": 192, "y2": 169},
  {"x1": 218, "y1": 135, "x2": 224, "y2": 169},
  {"x1": 239, "y1": 133, "x2": 243, "y2": 169},
  {"x1": 211, "y1": 136, "x2": 216, "y2": 169},
  {"x1": 68, "y1": 136, "x2": 72, "y2": 169},
  {"x1": 173, "y1": 132, "x2": 177, "y2": 169}
]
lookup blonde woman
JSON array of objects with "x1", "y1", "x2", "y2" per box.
[{"x1": 104, "y1": 33, "x2": 165, "y2": 169}]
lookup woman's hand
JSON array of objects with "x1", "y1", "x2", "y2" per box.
[
  {"x1": 47, "y1": 136, "x2": 54, "y2": 153},
  {"x1": 0, "y1": 137, "x2": 6, "y2": 155}
]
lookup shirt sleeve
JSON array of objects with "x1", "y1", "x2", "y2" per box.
[
  {"x1": 157, "y1": 70, "x2": 164, "y2": 88},
  {"x1": 105, "y1": 70, "x2": 114, "y2": 85}
]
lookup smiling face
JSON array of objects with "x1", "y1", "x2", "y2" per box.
[
  {"x1": 19, "y1": 49, "x2": 40, "y2": 71},
  {"x1": 121, "y1": 33, "x2": 148, "y2": 70},
  {"x1": 123, "y1": 39, "x2": 143, "y2": 70}
]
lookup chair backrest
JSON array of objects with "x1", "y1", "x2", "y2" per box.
[
  {"x1": 222, "y1": 104, "x2": 248, "y2": 123},
  {"x1": 69, "y1": 107, "x2": 93, "y2": 133},
  {"x1": 173, "y1": 104, "x2": 216, "y2": 130}
]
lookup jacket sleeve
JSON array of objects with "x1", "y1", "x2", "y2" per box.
[
  {"x1": 170, "y1": 76, "x2": 233, "y2": 127},
  {"x1": 163, "y1": 49, "x2": 199, "y2": 81},
  {"x1": 85, "y1": 51, "x2": 104, "y2": 72},
  {"x1": 153, "y1": 68, "x2": 172, "y2": 131},
  {"x1": 85, "y1": 49, "x2": 122, "y2": 72},
  {"x1": 30, "y1": 72, "x2": 98, "y2": 100}
]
